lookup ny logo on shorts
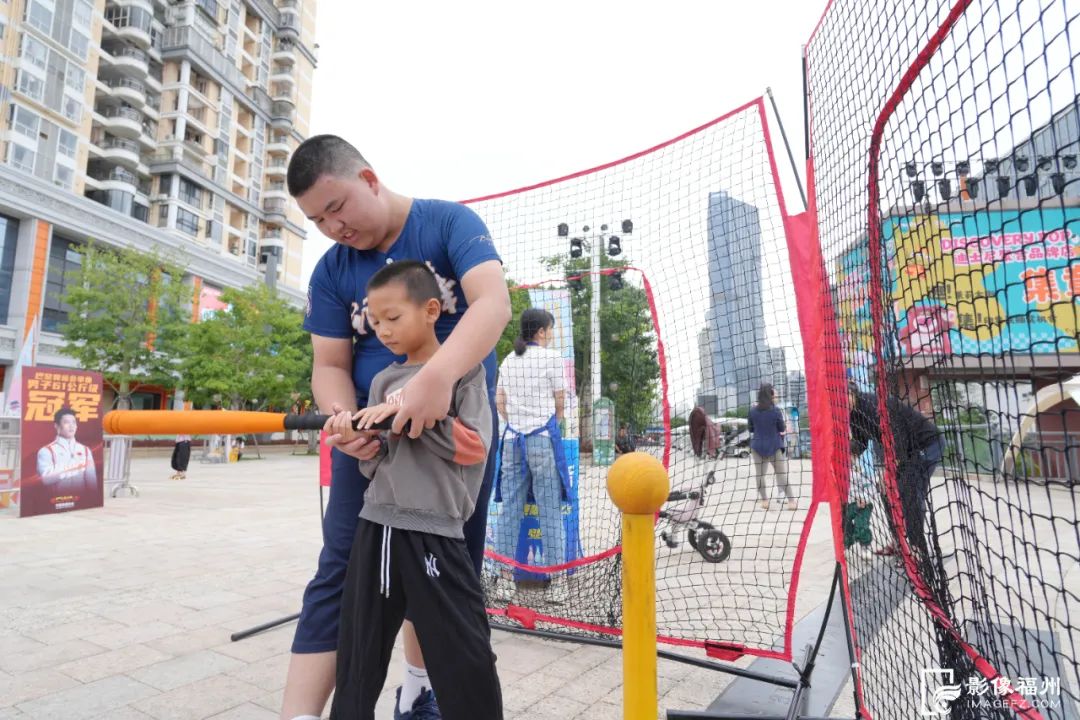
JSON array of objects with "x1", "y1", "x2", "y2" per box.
[{"x1": 425, "y1": 553, "x2": 440, "y2": 578}]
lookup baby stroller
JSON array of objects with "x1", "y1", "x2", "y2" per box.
[{"x1": 657, "y1": 408, "x2": 733, "y2": 563}]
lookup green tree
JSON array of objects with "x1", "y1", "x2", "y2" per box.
[
  {"x1": 542, "y1": 252, "x2": 661, "y2": 434},
  {"x1": 59, "y1": 242, "x2": 191, "y2": 408},
  {"x1": 495, "y1": 279, "x2": 533, "y2": 364},
  {"x1": 178, "y1": 284, "x2": 311, "y2": 410}
]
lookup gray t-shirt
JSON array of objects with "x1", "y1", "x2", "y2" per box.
[{"x1": 359, "y1": 362, "x2": 491, "y2": 539}]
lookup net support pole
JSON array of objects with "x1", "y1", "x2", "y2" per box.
[{"x1": 606, "y1": 452, "x2": 669, "y2": 720}]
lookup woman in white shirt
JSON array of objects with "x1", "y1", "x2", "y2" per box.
[{"x1": 495, "y1": 308, "x2": 570, "y2": 586}]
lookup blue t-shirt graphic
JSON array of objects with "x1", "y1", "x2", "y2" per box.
[{"x1": 303, "y1": 199, "x2": 501, "y2": 406}]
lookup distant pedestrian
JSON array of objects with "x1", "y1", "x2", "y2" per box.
[
  {"x1": 170, "y1": 435, "x2": 191, "y2": 480},
  {"x1": 748, "y1": 384, "x2": 796, "y2": 510}
]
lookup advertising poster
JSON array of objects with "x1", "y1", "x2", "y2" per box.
[
  {"x1": 199, "y1": 285, "x2": 228, "y2": 321},
  {"x1": 836, "y1": 208, "x2": 1080, "y2": 357},
  {"x1": 19, "y1": 367, "x2": 105, "y2": 518}
]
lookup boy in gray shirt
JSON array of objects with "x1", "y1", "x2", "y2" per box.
[{"x1": 327, "y1": 261, "x2": 502, "y2": 720}]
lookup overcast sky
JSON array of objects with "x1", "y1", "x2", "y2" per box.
[{"x1": 300, "y1": 1, "x2": 826, "y2": 282}]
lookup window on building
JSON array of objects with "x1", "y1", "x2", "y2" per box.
[
  {"x1": 25, "y1": 0, "x2": 52, "y2": 34},
  {"x1": 16, "y1": 70, "x2": 44, "y2": 102},
  {"x1": 0, "y1": 214, "x2": 19, "y2": 325},
  {"x1": 42, "y1": 236, "x2": 82, "y2": 333},
  {"x1": 61, "y1": 93, "x2": 81, "y2": 122},
  {"x1": 179, "y1": 177, "x2": 202, "y2": 207},
  {"x1": 64, "y1": 63, "x2": 84, "y2": 92},
  {"x1": 73, "y1": 0, "x2": 92, "y2": 31},
  {"x1": 8, "y1": 144, "x2": 35, "y2": 172},
  {"x1": 11, "y1": 104, "x2": 40, "y2": 139},
  {"x1": 58, "y1": 128, "x2": 76, "y2": 158},
  {"x1": 132, "y1": 203, "x2": 149, "y2": 223},
  {"x1": 68, "y1": 29, "x2": 89, "y2": 60},
  {"x1": 176, "y1": 208, "x2": 200, "y2": 236},
  {"x1": 21, "y1": 33, "x2": 47, "y2": 70},
  {"x1": 53, "y1": 164, "x2": 73, "y2": 189}
]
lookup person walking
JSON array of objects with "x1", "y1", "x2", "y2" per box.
[
  {"x1": 170, "y1": 434, "x2": 191, "y2": 480},
  {"x1": 748, "y1": 384, "x2": 796, "y2": 510}
]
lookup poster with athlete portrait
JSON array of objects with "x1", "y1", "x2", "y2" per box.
[{"x1": 19, "y1": 367, "x2": 104, "y2": 518}]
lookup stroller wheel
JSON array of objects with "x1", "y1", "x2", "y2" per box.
[
  {"x1": 696, "y1": 529, "x2": 732, "y2": 563},
  {"x1": 661, "y1": 531, "x2": 679, "y2": 549}
]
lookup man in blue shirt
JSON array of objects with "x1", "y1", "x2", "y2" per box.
[{"x1": 282, "y1": 135, "x2": 510, "y2": 720}]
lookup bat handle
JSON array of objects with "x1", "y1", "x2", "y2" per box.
[{"x1": 283, "y1": 414, "x2": 403, "y2": 433}]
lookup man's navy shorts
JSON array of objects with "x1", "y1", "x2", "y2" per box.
[{"x1": 291, "y1": 408, "x2": 497, "y2": 654}]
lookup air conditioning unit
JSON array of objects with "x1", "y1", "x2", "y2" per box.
[
  {"x1": 0, "y1": 417, "x2": 18, "y2": 434},
  {"x1": 152, "y1": 193, "x2": 168, "y2": 202}
]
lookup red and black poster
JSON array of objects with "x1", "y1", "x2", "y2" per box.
[{"x1": 19, "y1": 367, "x2": 104, "y2": 518}]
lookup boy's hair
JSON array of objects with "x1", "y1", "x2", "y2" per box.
[
  {"x1": 367, "y1": 260, "x2": 442, "y2": 306},
  {"x1": 287, "y1": 134, "x2": 371, "y2": 197},
  {"x1": 54, "y1": 407, "x2": 76, "y2": 424}
]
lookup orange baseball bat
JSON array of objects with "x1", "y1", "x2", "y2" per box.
[{"x1": 103, "y1": 410, "x2": 397, "y2": 435}]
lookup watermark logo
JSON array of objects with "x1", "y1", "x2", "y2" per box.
[
  {"x1": 921, "y1": 668, "x2": 962, "y2": 716},
  {"x1": 920, "y1": 668, "x2": 1061, "y2": 715}
]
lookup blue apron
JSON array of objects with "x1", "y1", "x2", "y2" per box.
[{"x1": 495, "y1": 414, "x2": 572, "y2": 503}]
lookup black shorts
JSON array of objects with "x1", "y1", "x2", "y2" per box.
[{"x1": 330, "y1": 519, "x2": 503, "y2": 720}]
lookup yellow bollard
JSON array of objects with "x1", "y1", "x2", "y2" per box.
[{"x1": 606, "y1": 451, "x2": 670, "y2": 720}]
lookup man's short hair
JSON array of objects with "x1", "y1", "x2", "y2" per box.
[
  {"x1": 54, "y1": 408, "x2": 76, "y2": 424},
  {"x1": 287, "y1": 134, "x2": 371, "y2": 197},
  {"x1": 367, "y1": 260, "x2": 442, "y2": 306}
]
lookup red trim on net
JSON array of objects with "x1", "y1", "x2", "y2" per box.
[
  {"x1": 806, "y1": 0, "x2": 838, "y2": 50},
  {"x1": 460, "y1": 99, "x2": 763, "y2": 204},
  {"x1": 760, "y1": 97, "x2": 813, "y2": 662},
  {"x1": 638, "y1": 270, "x2": 672, "y2": 469},
  {"x1": 865, "y1": 1, "x2": 1041, "y2": 716},
  {"x1": 487, "y1": 606, "x2": 788, "y2": 660},
  {"x1": 484, "y1": 546, "x2": 621, "y2": 573}
]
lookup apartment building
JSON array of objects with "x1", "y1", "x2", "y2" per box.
[{"x1": 0, "y1": 0, "x2": 317, "y2": 407}]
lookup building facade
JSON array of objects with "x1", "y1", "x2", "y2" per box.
[
  {"x1": 699, "y1": 191, "x2": 767, "y2": 411},
  {"x1": 0, "y1": 0, "x2": 317, "y2": 407}
]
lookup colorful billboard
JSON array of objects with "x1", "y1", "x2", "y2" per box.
[
  {"x1": 835, "y1": 207, "x2": 1080, "y2": 356},
  {"x1": 19, "y1": 367, "x2": 105, "y2": 518}
]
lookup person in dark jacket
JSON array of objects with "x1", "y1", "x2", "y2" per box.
[
  {"x1": 848, "y1": 381, "x2": 944, "y2": 564},
  {"x1": 748, "y1": 384, "x2": 795, "y2": 510}
]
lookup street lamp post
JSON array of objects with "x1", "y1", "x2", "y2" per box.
[{"x1": 560, "y1": 220, "x2": 631, "y2": 466}]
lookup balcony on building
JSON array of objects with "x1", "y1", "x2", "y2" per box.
[
  {"x1": 269, "y1": 63, "x2": 294, "y2": 88},
  {"x1": 97, "y1": 105, "x2": 145, "y2": 138},
  {"x1": 265, "y1": 157, "x2": 288, "y2": 179},
  {"x1": 264, "y1": 180, "x2": 289, "y2": 201},
  {"x1": 149, "y1": 144, "x2": 216, "y2": 181},
  {"x1": 186, "y1": 105, "x2": 212, "y2": 136},
  {"x1": 97, "y1": 134, "x2": 142, "y2": 167},
  {"x1": 266, "y1": 132, "x2": 290, "y2": 156},
  {"x1": 260, "y1": 227, "x2": 285, "y2": 250},
  {"x1": 87, "y1": 161, "x2": 150, "y2": 199},
  {"x1": 102, "y1": 44, "x2": 150, "y2": 77},
  {"x1": 263, "y1": 197, "x2": 288, "y2": 223},
  {"x1": 102, "y1": 4, "x2": 153, "y2": 50},
  {"x1": 270, "y1": 100, "x2": 295, "y2": 130},
  {"x1": 277, "y1": 12, "x2": 300, "y2": 40},
  {"x1": 272, "y1": 39, "x2": 296, "y2": 66},
  {"x1": 102, "y1": 77, "x2": 147, "y2": 107}
]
